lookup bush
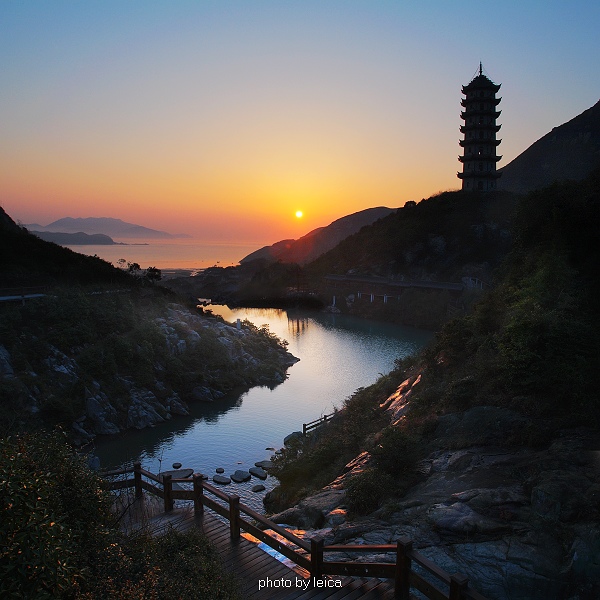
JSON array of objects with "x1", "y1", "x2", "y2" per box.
[
  {"x1": 0, "y1": 431, "x2": 111, "y2": 598},
  {"x1": 345, "y1": 468, "x2": 395, "y2": 515},
  {"x1": 371, "y1": 427, "x2": 421, "y2": 478},
  {"x1": 0, "y1": 431, "x2": 241, "y2": 599}
]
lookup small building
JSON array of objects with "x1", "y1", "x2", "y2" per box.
[{"x1": 457, "y1": 63, "x2": 502, "y2": 191}]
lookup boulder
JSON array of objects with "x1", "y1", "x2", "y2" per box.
[
  {"x1": 427, "y1": 502, "x2": 511, "y2": 535},
  {"x1": 85, "y1": 390, "x2": 120, "y2": 435},
  {"x1": 255, "y1": 460, "x2": 274, "y2": 469},
  {"x1": 213, "y1": 475, "x2": 231, "y2": 485},
  {"x1": 231, "y1": 470, "x2": 251, "y2": 483},
  {"x1": 192, "y1": 386, "x2": 214, "y2": 402},
  {"x1": 249, "y1": 466, "x2": 268, "y2": 480},
  {"x1": 252, "y1": 484, "x2": 266, "y2": 492},
  {"x1": 159, "y1": 468, "x2": 193, "y2": 481},
  {"x1": 284, "y1": 431, "x2": 303, "y2": 445},
  {"x1": 271, "y1": 489, "x2": 346, "y2": 528}
]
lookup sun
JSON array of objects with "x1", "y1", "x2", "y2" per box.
[{"x1": 295, "y1": 210, "x2": 303, "y2": 218}]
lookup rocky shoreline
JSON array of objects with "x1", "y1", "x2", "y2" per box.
[
  {"x1": 1, "y1": 301, "x2": 298, "y2": 445},
  {"x1": 267, "y1": 378, "x2": 600, "y2": 600}
]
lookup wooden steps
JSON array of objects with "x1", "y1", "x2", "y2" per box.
[{"x1": 138, "y1": 504, "x2": 397, "y2": 599}]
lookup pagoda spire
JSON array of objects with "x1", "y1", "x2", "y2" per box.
[{"x1": 457, "y1": 66, "x2": 502, "y2": 191}]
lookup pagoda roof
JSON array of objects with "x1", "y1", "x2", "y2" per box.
[{"x1": 462, "y1": 75, "x2": 501, "y2": 94}]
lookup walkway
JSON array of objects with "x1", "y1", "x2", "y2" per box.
[{"x1": 127, "y1": 498, "x2": 396, "y2": 599}]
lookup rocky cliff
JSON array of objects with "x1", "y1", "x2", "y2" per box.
[
  {"x1": 269, "y1": 376, "x2": 600, "y2": 600},
  {"x1": 0, "y1": 297, "x2": 297, "y2": 444}
]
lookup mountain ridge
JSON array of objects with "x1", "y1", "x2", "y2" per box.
[
  {"x1": 26, "y1": 216, "x2": 189, "y2": 240},
  {"x1": 240, "y1": 206, "x2": 395, "y2": 265},
  {"x1": 499, "y1": 99, "x2": 600, "y2": 193}
]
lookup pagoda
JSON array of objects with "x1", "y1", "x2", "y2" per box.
[{"x1": 458, "y1": 63, "x2": 502, "y2": 191}]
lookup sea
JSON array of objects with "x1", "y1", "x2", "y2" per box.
[{"x1": 65, "y1": 238, "x2": 262, "y2": 276}]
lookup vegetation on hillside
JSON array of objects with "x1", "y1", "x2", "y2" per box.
[
  {"x1": 230, "y1": 190, "x2": 520, "y2": 327},
  {"x1": 0, "y1": 286, "x2": 293, "y2": 436},
  {"x1": 268, "y1": 172, "x2": 600, "y2": 514}
]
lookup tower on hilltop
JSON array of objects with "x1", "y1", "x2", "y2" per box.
[{"x1": 458, "y1": 63, "x2": 502, "y2": 191}]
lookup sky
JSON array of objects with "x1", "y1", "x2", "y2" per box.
[{"x1": 1, "y1": 1, "x2": 599, "y2": 245}]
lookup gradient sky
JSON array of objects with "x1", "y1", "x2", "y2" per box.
[{"x1": 1, "y1": 1, "x2": 599, "y2": 244}]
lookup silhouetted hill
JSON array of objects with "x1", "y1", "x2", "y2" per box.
[
  {"x1": 240, "y1": 207, "x2": 394, "y2": 265},
  {"x1": 499, "y1": 99, "x2": 600, "y2": 193},
  {"x1": 33, "y1": 231, "x2": 119, "y2": 245},
  {"x1": 0, "y1": 206, "x2": 131, "y2": 287},
  {"x1": 27, "y1": 216, "x2": 188, "y2": 239},
  {"x1": 306, "y1": 191, "x2": 518, "y2": 283}
]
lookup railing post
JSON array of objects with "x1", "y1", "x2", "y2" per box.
[
  {"x1": 395, "y1": 537, "x2": 413, "y2": 600},
  {"x1": 163, "y1": 474, "x2": 173, "y2": 512},
  {"x1": 449, "y1": 573, "x2": 469, "y2": 600},
  {"x1": 303, "y1": 423, "x2": 307, "y2": 436},
  {"x1": 193, "y1": 473, "x2": 204, "y2": 516},
  {"x1": 310, "y1": 536, "x2": 324, "y2": 578},
  {"x1": 229, "y1": 494, "x2": 240, "y2": 540},
  {"x1": 133, "y1": 461, "x2": 142, "y2": 499}
]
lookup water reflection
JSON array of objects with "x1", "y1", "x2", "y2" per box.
[
  {"x1": 287, "y1": 315, "x2": 309, "y2": 337},
  {"x1": 94, "y1": 306, "x2": 433, "y2": 511}
]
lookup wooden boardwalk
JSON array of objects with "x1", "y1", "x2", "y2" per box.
[
  {"x1": 107, "y1": 466, "x2": 486, "y2": 600},
  {"x1": 134, "y1": 500, "x2": 397, "y2": 599}
]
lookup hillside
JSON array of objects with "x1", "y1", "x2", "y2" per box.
[
  {"x1": 0, "y1": 206, "x2": 132, "y2": 287},
  {"x1": 306, "y1": 191, "x2": 516, "y2": 282},
  {"x1": 268, "y1": 171, "x2": 600, "y2": 599},
  {"x1": 228, "y1": 190, "x2": 519, "y2": 326},
  {"x1": 0, "y1": 206, "x2": 296, "y2": 442},
  {"x1": 240, "y1": 207, "x2": 394, "y2": 265},
  {"x1": 499, "y1": 99, "x2": 600, "y2": 193}
]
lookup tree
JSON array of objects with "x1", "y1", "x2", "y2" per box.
[{"x1": 145, "y1": 266, "x2": 162, "y2": 283}]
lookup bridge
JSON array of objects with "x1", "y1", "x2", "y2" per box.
[
  {"x1": 324, "y1": 275, "x2": 485, "y2": 306},
  {"x1": 104, "y1": 463, "x2": 489, "y2": 600}
]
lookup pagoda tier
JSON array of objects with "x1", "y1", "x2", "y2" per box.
[
  {"x1": 460, "y1": 124, "x2": 502, "y2": 134},
  {"x1": 460, "y1": 110, "x2": 501, "y2": 120},
  {"x1": 458, "y1": 64, "x2": 502, "y2": 192},
  {"x1": 461, "y1": 97, "x2": 501, "y2": 107},
  {"x1": 459, "y1": 138, "x2": 502, "y2": 147},
  {"x1": 458, "y1": 171, "x2": 502, "y2": 180},
  {"x1": 458, "y1": 154, "x2": 502, "y2": 163},
  {"x1": 462, "y1": 80, "x2": 500, "y2": 94}
]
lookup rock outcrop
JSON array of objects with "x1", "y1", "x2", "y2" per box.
[
  {"x1": 2, "y1": 302, "x2": 297, "y2": 444},
  {"x1": 269, "y1": 374, "x2": 600, "y2": 600}
]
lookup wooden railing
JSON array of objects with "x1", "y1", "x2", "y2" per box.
[
  {"x1": 302, "y1": 413, "x2": 334, "y2": 435},
  {"x1": 103, "y1": 463, "x2": 488, "y2": 600}
]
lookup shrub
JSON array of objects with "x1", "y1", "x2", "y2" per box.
[
  {"x1": 345, "y1": 468, "x2": 395, "y2": 515},
  {"x1": 0, "y1": 431, "x2": 111, "y2": 597},
  {"x1": 0, "y1": 431, "x2": 240, "y2": 599},
  {"x1": 371, "y1": 426, "x2": 421, "y2": 477}
]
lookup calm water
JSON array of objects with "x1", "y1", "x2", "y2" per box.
[
  {"x1": 65, "y1": 237, "x2": 260, "y2": 270},
  {"x1": 94, "y1": 306, "x2": 432, "y2": 509}
]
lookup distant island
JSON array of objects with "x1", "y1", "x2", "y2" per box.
[
  {"x1": 32, "y1": 231, "x2": 126, "y2": 246},
  {"x1": 26, "y1": 216, "x2": 190, "y2": 240}
]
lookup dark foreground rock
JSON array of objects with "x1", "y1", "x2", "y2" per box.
[{"x1": 269, "y1": 379, "x2": 600, "y2": 600}]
